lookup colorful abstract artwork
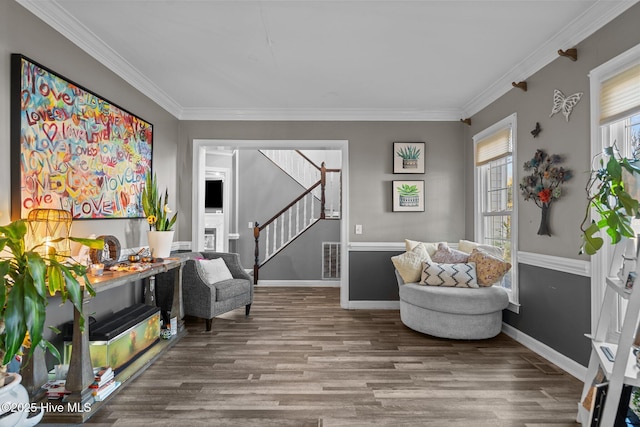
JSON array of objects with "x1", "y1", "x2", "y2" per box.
[{"x1": 11, "y1": 54, "x2": 152, "y2": 219}]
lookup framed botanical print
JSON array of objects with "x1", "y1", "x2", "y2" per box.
[
  {"x1": 393, "y1": 142, "x2": 425, "y2": 174},
  {"x1": 393, "y1": 180, "x2": 425, "y2": 212}
]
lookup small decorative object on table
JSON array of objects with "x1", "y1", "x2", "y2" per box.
[
  {"x1": 519, "y1": 149, "x2": 572, "y2": 236},
  {"x1": 89, "y1": 263, "x2": 104, "y2": 277},
  {"x1": 626, "y1": 271, "x2": 637, "y2": 291}
]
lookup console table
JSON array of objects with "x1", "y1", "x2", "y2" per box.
[{"x1": 39, "y1": 258, "x2": 185, "y2": 424}]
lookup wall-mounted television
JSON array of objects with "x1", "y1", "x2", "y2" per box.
[{"x1": 205, "y1": 180, "x2": 223, "y2": 210}]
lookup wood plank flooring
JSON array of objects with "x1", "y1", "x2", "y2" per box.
[{"x1": 84, "y1": 287, "x2": 582, "y2": 426}]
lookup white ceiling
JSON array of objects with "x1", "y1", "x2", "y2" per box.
[{"x1": 16, "y1": 0, "x2": 639, "y2": 121}]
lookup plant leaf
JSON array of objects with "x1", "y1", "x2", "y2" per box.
[
  {"x1": 69, "y1": 237, "x2": 105, "y2": 249},
  {"x1": 25, "y1": 252, "x2": 47, "y2": 299},
  {"x1": 23, "y1": 274, "x2": 46, "y2": 351},
  {"x1": 3, "y1": 280, "x2": 26, "y2": 366}
]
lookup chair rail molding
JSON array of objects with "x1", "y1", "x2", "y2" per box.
[{"x1": 517, "y1": 251, "x2": 591, "y2": 278}]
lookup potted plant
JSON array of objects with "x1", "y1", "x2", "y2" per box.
[
  {"x1": 396, "y1": 145, "x2": 421, "y2": 169},
  {"x1": 0, "y1": 220, "x2": 103, "y2": 377},
  {"x1": 580, "y1": 145, "x2": 640, "y2": 255},
  {"x1": 397, "y1": 183, "x2": 420, "y2": 207},
  {"x1": 142, "y1": 170, "x2": 178, "y2": 258}
]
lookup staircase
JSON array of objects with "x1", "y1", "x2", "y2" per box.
[{"x1": 253, "y1": 150, "x2": 341, "y2": 284}]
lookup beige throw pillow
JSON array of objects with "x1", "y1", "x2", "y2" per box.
[
  {"x1": 404, "y1": 239, "x2": 439, "y2": 257},
  {"x1": 468, "y1": 249, "x2": 512, "y2": 286},
  {"x1": 391, "y1": 245, "x2": 432, "y2": 283}
]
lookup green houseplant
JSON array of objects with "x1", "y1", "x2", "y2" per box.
[
  {"x1": 0, "y1": 219, "x2": 103, "y2": 374},
  {"x1": 142, "y1": 171, "x2": 178, "y2": 258},
  {"x1": 580, "y1": 145, "x2": 640, "y2": 255},
  {"x1": 142, "y1": 170, "x2": 178, "y2": 232}
]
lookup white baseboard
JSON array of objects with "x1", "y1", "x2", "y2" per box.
[
  {"x1": 501, "y1": 322, "x2": 586, "y2": 381},
  {"x1": 257, "y1": 280, "x2": 340, "y2": 287},
  {"x1": 347, "y1": 300, "x2": 400, "y2": 310}
]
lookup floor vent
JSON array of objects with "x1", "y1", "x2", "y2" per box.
[{"x1": 322, "y1": 242, "x2": 341, "y2": 279}]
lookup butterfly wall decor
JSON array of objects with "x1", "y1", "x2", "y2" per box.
[
  {"x1": 549, "y1": 89, "x2": 583, "y2": 122},
  {"x1": 531, "y1": 122, "x2": 541, "y2": 138}
]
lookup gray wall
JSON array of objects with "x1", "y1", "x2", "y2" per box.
[
  {"x1": 467, "y1": 3, "x2": 640, "y2": 365},
  {"x1": 236, "y1": 149, "x2": 340, "y2": 280},
  {"x1": 466, "y1": 4, "x2": 640, "y2": 258},
  {"x1": 0, "y1": 1, "x2": 180, "y2": 245},
  {"x1": 260, "y1": 220, "x2": 341, "y2": 281},
  {"x1": 350, "y1": 251, "x2": 403, "y2": 301},
  {"x1": 178, "y1": 121, "x2": 466, "y2": 244},
  {"x1": 0, "y1": 2, "x2": 179, "y2": 368},
  {"x1": 505, "y1": 265, "x2": 591, "y2": 366}
]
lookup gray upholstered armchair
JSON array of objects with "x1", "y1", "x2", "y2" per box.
[{"x1": 177, "y1": 251, "x2": 253, "y2": 331}]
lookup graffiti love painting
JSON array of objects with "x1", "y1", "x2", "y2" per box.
[{"x1": 10, "y1": 54, "x2": 152, "y2": 220}]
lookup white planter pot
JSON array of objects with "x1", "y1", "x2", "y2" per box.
[
  {"x1": 0, "y1": 373, "x2": 43, "y2": 427},
  {"x1": 148, "y1": 230, "x2": 175, "y2": 258}
]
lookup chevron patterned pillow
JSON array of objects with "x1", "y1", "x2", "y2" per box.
[{"x1": 420, "y1": 261, "x2": 479, "y2": 288}]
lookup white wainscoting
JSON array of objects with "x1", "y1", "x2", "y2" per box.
[{"x1": 517, "y1": 251, "x2": 591, "y2": 277}]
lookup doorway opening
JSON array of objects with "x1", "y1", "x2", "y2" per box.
[{"x1": 192, "y1": 139, "x2": 350, "y2": 309}]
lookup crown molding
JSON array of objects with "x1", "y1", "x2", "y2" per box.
[
  {"x1": 16, "y1": 0, "x2": 184, "y2": 118},
  {"x1": 178, "y1": 107, "x2": 462, "y2": 121},
  {"x1": 18, "y1": 0, "x2": 638, "y2": 122},
  {"x1": 462, "y1": 0, "x2": 639, "y2": 118}
]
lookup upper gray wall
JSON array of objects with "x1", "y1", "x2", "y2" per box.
[
  {"x1": 178, "y1": 121, "x2": 466, "y2": 244},
  {"x1": 466, "y1": 3, "x2": 640, "y2": 259},
  {"x1": 0, "y1": 1, "x2": 180, "y2": 246}
]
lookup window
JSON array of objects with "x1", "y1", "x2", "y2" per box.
[
  {"x1": 589, "y1": 42, "x2": 640, "y2": 336},
  {"x1": 602, "y1": 113, "x2": 640, "y2": 334},
  {"x1": 473, "y1": 114, "x2": 518, "y2": 310}
]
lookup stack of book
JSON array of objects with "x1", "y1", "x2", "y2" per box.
[
  {"x1": 90, "y1": 366, "x2": 120, "y2": 402},
  {"x1": 42, "y1": 380, "x2": 70, "y2": 400}
]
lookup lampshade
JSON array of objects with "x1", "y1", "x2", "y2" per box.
[{"x1": 27, "y1": 209, "x2": 73, "y2": 259}]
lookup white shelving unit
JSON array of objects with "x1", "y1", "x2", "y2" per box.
[{"x1": 578, "y1": 273, "x2": 640, "y2": 425}]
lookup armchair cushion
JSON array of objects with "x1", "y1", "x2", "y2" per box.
[{"x1": 214, "y1": 279, "x2": 252, "y2": 301}]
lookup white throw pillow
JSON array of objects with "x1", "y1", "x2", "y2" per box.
[
  {"x1": 458, "y1": 239, "x2": 503, "y2": 258},
  {"x1": 196, "y1": 258, "x2": 233, "y2": 284},
  {"x1": 420, "y1": 261, "x2": 479, "y2": 288},
  {"x1": 404, "y1": 239, "x2": 439, "y2": 257}
]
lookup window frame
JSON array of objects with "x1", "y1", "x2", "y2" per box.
[
  {"x1": 589, "y1": 43, "x2": 640, "y2": 336},
  {"x1": 473, "y1": 113, "x2": 519, "y2": 312}
]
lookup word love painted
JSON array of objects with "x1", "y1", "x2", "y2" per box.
[{"x1": 16, "y1": 55, "x2": 152, "y2": 219}]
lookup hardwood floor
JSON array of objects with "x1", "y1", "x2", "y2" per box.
[{"x1": 85, "y1": 287, "x2": 582, "y2": 426}]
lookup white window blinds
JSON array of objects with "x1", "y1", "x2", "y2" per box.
[
  {"x1": 475, "y1": 128, "x2": 512, "y2": 166},
  {"x1": 600, "y1": 63, "x2": 640, "y2": 125}
]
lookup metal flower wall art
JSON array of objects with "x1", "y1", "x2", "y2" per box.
[{"x1": 520, "y1": 149, "x2": 573, "y2": 236}]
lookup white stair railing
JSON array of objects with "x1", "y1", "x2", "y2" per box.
[
  {"x1": 254, "y1": 185, "x2": 320, "y2": 280},
  {"x1": 260, "y1": 150, "x2": 341, "y2": 219}
]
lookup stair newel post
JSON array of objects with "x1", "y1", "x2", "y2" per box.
[
  {"x1": 253, "y1": 222, "x2": 260, "y2": 285},
  {"x1": 320, "y1": 162, "x2": 326, "y2": 219}
]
